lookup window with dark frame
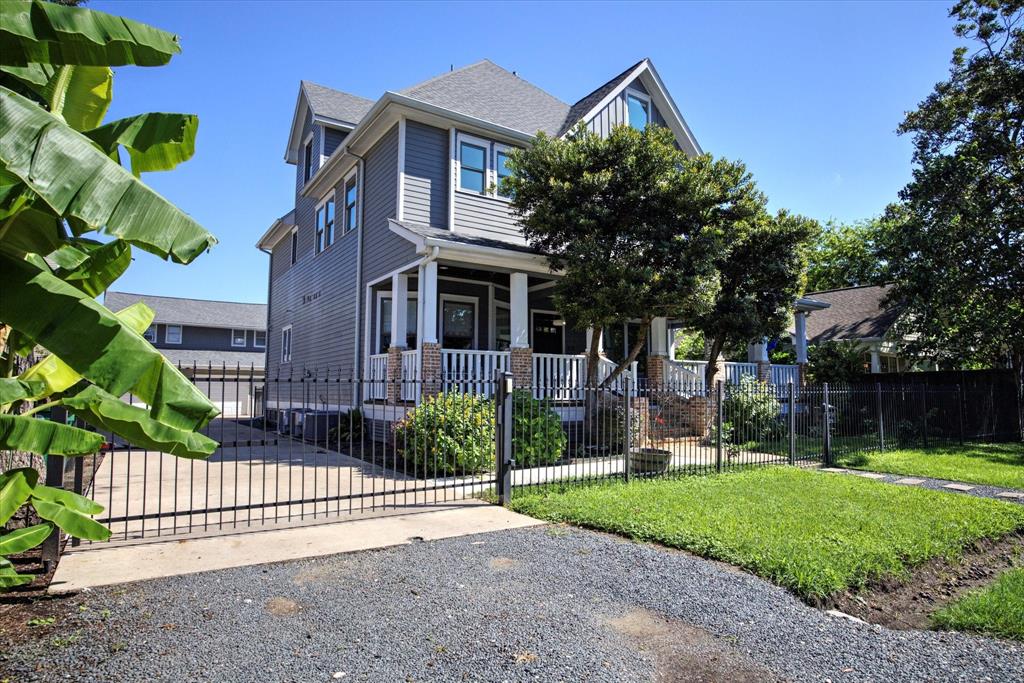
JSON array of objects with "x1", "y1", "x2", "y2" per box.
[
  {"x1": 627, "y1": 93, "x2": 650, "y2": 130},
  {"x1": 315, "y1": 197, "x2": 335, "y2": 254},
  {"x1": 290, "y1": 229, "x2": 298, "y2": 264},
  {"x1": 281, "y1": 327, "x2": 292, "y2": 363},
  {"x1": 254, "y1": 330, "x2": 267, "y2": 348},
  {"x1": 495, "y1": 148, "x2": 513, "y2": 198},
  {"x1": 459, "y1": 141, "x2": 486, "y2": 193},
  {"x1": 231, "y1": 329, "x2": 247, "y2": 347},
  {"x1": 303, "y1": 139, "x2": 314, "y2": 182},
  {"x1": 344, "y1": 175, "x2": 358, "y2": 233}
]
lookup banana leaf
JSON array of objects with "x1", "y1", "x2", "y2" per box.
[
  {"x1": 0, "y1": 0, "x2": 181, "y2": 68},
  {"x1": 31, "y1": 483, "x2": 102, "y2": 515},
  {"x1": 51, "y1": 238, "x2": 132, "y2": 297},
  {"x1": 64, "y1": 385, "x2": 217, "y2": 459},
  {"x1": 0, "y1": 557, "x2": 33, "y2": 588},
  {"x1": 0, "y1": 253, "x2": 218, "y2": 431},
  {"x1": 86, "y1": 113, "x2": 197, "y2": 176},
  {"x1": 0, "y1": 467, "x2": 37, "y2": 526},
  {"x1": 0, "y1": 413, "x2": 104, "y2": 457},
  {"x1": 0, "y1": 377, "x2": 44, "y2": 404},
  {"x1": 0, "y1": 522, "x2": 52, "y2": 555},
  {"x1": 42, "y1": 65, "x2": 112, "y2": 131},
  {"x1": 18, "y1": 301, "x2": 154, "y2": 399},
  {"x1": 31, "y1": 497, "x2": 109, "y2": 541},
  {"x1": 1, "y1": 87, "x2": 217, "y2": 264}
]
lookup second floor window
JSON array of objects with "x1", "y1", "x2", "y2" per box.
[
  {"x1": 459, "y1": 141, "x2": 486, "y2": 193},
  {"x1": 303, "y1": 138, "x2": 314, "y2": 183},
  {"x1": 344, "y1": 173, "x2": 358, "y2": 234},
  {"x1": 281, "y1": 326, "x2": 292, "y2": 363},
  {"x1": 165, "y1": 324, "x2": 182, "y2": 344},
  {"x1": 495, "y1": 147, "x2": 512, "y2": 198},
  {"x1": 315, "y1": 196, "x2": 335, "y2": 254},
  {"x1": 231, "y1": 329, "x2": 247, "y2": 347},
  {"x1": 254, "y1": 330, "x2": 267, "y2": 348}
]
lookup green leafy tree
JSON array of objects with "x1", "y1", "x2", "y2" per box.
[
  {"x1": 878, "y1": 0, "x2": 1024, "y2": 373},
  {"x1": 505, "y1": 124, "x2": 770, "y2": 388},
  {"x1": 806, "y1": 341, "x2": 868, "y2": 384},
  {"x1": 804, "y1": 219, "x2": 886, "y2": 292},
  {"x1": 0, "y1": 0, "x2": 218, "y2": 588},
  {"x1": 689, "y1": 208, "x2": 818, "y2": 386}
]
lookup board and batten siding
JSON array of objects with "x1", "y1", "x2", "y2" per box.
[
  {"x1": 402, "y1": 121, "x2": 448, "y2": 228},
  {"x1": 585, "y1": 77, "x2": 667, "y2": 137}
]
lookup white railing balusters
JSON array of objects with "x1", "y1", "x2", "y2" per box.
[{"x1": 368, "y1": 353, "x2": 388, "y2": 400}]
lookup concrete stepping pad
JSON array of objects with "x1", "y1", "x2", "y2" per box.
[{"x1": 942, "y1": 483, "x2": 975, "y2": 492}]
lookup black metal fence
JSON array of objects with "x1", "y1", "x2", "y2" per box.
[{"x1": 17, "y1": 365, "x2": 1020, "y2": 546}]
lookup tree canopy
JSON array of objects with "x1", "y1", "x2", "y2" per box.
[
  {"x1": 804, "y1": 219, "x2": 886, "y2": 292},
  {"x1": 879, "y1": 0, "x2": 1023, "y2": 373}
]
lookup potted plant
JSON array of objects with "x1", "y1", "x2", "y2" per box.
[{"x1": 629, "y1": 447, "x2": 673, "y2": 474}]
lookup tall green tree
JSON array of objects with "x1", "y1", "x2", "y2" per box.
[
  {"x1": 804, "y1": 218, "x2": 886, "y2": 292},
  {"x1": 505, "y1": 124, "x2": 760, "y2": 388},
  {"x1": 879, "y1": 0, "x2": 1023, "y2": 373},
  {"x1": 0, "y1": 0, "x2": 217, "y2": 588},
  {"x1": 689, "y1": 209, "x2": 818, "y2": 386}
]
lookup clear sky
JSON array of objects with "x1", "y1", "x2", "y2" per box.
[{"x1": 96, "y1": 0, "x2": 962, "y2": 304}]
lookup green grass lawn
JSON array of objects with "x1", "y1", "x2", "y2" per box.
[
  {"x1": 838, "y1": 442, "x2": 1024, "y2": 490},
  {"x1": 932, "y1": 568, "x2": 1024, "y2": 641},
  {"x1": 508, "y1": 468, "x2": 1024, "y2": 600}
]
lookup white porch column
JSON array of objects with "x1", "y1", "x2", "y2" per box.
[
  {"x1": 650, "y1": 317, "x2": 668, "y2": 356},
  {"x1": 421, "y1": 261, "x2": 438, "y2": 345},
  {"x1": 870, "y1": 348, "x2": 881, "y2": 373},
  {"x1": 390, "y1": 273, "x2": 408, "y2": 348},
  {"x1": 747, "y1": 338, "x2": 769, "y2": 363},
  {"x1": 585, "y1": 327, "x2": 604, "y2": 355},
  {"x1": 794, "y1": 311, "x2": 808, "y2": 364},
  {"x1": 510, "y1": 272, "x2": 529, "y2": 348}
]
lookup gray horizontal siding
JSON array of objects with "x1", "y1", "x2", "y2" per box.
[
  {"x1": 452, "y1": 192, "x2": 524, "y2": 243},
  {"x1": 403, "y1": 121, "x2": 448, "y2": 228},
  {"x1": 323, "y1": 127, "x2": 347, "y2": 157}
]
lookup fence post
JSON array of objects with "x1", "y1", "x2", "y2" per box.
[
  {"x1": 920, "y1": 385, "x2": 929, "y2": 448},
  {"x1": 957, "y1": 384, "x2": 965, "y2": 446},
  {"x1": 623, "y1": 374, "x2": 632, "y2": 483},
  {"x1": 822, "y1": 383, "x2": 832, "y2": 466},
  {"x1": 70, "y1": 456, "x2": 84, "y2": 548},
  {"x1": 715, "y1": 380, "x2": 724, "y2": 473},
  {"x1": 494, "y1": 371, "x2": 514, "y2": 505},
  {"x1": 787, "y1": 381, "x2": 796, "y2": 466},
  {"x1": 876, "y1": 383, "x2": 885, "y2": 451}
]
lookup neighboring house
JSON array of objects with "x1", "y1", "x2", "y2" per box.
[
  {"x1": 104, "y1": 292, "x2": 268, "y2": 369},
  {"x1": 796, "y1": 284, "x2": 930, "y2": 373},
  {"x1": 257, "y1": 58, "x2": 813, "y2": 404}
]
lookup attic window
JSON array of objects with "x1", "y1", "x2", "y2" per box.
[
  {"x1": 303, "y1": 136, "x2": 314, "y2": 183},
  {"x1": 627, "y1": 90, "x2": 650, "y2": 130}
]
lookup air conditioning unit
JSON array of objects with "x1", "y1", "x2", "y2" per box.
[
  {"x1": 274, "y1": 409, "x2": 291, "y2": 435},
  {"x1": 290, "y1": 410, "x2": 305, "y2": 437}
]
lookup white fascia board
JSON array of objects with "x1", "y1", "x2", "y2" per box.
[
  {"x1": 795, "y1": 297, "x2": 832, "y2": 311},
  {"x1": 256, "y1": 212, "x2": 297, "y2": 252},
  {"x1": 387, "y1": 219, "x2": 553, "y2": 274},
  {"x1": 284, "y1": 86, "x2": 309, "y2": 164}
]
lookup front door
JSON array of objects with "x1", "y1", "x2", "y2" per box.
[{"x1": 532, "y1": 312, "x2": 564, "y2": 354}]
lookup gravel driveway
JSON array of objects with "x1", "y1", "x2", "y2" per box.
[{"x1": 3, "y1": 525, "x2": 1023, "y2": 682}]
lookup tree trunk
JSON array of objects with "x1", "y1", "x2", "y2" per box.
[
  {"x1": 704, "y1": 336, "x2": 725, "y2": 388},
  {"x1": 600, "y1": 318, "x2": 650, "y2": 389},
  {"x1": 585, "y1": 327, "x2": 603, "y2": 389}
]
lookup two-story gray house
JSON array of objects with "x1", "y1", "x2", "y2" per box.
[{"x1": 257, "y1": 59, "x2": 810, "y2": 406}]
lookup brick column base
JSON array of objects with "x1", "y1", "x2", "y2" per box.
[
  {"x1": 798, "y1": 362, "x2": 808, "y2": 386},
  {"x1": 421, "y1": 342, "x2": 442, "y2": 397},
  {"x1": 756, "y1": 360, "x2": 771, "y2": 383},
  {"x1": 387, "y1": 346, "x2": 406, "y2": 404},
  {"x1": 686, "y1": 395, "x2": 713, "y2": 437},
  {"x1": 632, "y1": 396, "x2": 650, "y2": 448},
  {"x1": 647, "y1": 355, "x2": 667, "y2": 390},
  {"x1": 510, "y1": 347, "x2": 532, "y2": 389}
]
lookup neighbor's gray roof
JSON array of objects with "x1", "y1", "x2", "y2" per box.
[
  {"x1": 302, "y1": 80, "x2": 375, "y2": 127},
  {"x1": 104, "y1": 292, "x2": 267, "y2": 330},
  {"x1": 802, "y1": 285, "x2": 901, "y2": 343},
  {"x1": 557, "y1": 59, "x2": 644, "y2": 136},
  {"x1": 399, "y1": 60, "x2": 572, "y2": 136},
  {"x1": 390, "y1": 219, "x2": 539, "y2": 255},
  {"x1": 160, "y1": 349, "x2": 266, "y2": 369}
]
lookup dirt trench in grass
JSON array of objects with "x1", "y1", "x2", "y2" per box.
[{"x1": 823, "y1": 531, "x2": 1024, "y2": 631}]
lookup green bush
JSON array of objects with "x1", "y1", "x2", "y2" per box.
[
  {"x1": 512, "y1": 390, "x2": 566, "y2": 467},
  {"x1": 327, "y1": 409, "x2": 364, "y2": 445},
  {"x1": 724, "y1": 375, "x2": 783, "y2": 443},
  {"x1": 394, "y1": 392, "x2": 495, "y2": 475}
]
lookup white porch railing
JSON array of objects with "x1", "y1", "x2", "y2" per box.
[
  {"x1": 664, "y1": 359, "x2": 704, "y2": 394},
  {"x1": 368, "y1": 353, "x2": 387, "y2": 400},
  {"x1": 770, "y1": 364, "x2": 799, "y2": 388},
  {"x1": 596, "y1": 357, "x2": 638, "y2": 395},
  {"x1": 724, "y1": 362, "x2": 758, "y2": 385},
  {"x1": 533, "y1": 353, "x2": 586, "y2": 400},
  {"x1": 442, "y1": 349, "x2": 509, "y2": 397},
  {"x1": 401, "y1": 350, "x2": 419, "y2": 402}
]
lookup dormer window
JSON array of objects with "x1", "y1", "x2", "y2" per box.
[
  {"x1": 627, "y1": 90, "x2": 650, "y2": 130},
  {"x1": 458, "y1": 139, "x2": 487, "y2": 193},
  {"x1": 303, "y1": 135, "x2": 314, "y2": 183}
]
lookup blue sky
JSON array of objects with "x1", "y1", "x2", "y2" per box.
[{"x1": 96, "y1": 0, "x2": 962, "y2": 303}]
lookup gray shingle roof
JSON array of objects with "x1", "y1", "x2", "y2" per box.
[
  {"x1": 557, "y1": 59, "x2": 645, "y2": 136},
  {"x1": 160, "y1": 349, "x2": 265, "y2": 369},
  {"x1": 802, "y1": 285, "x2": 901, "y2": 343},
  {"x1": 390, "y1": 219, "x2": 539, "y2": 255},
  {"x1": 302, "y1": 81, "x2": 375, "y2": 127},
  {"x1": 399, "y1": 60, "x2": 571, "y2": 136},
  {"x1": 104, "y1": 292, "x2": 267, "y2": 330}
]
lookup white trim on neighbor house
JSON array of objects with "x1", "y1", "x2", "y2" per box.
[
  {"x1": 231, "y1": 329, "x2": 247, "y2": 348},
  {"x1": 396, "y1": 116, "x2": 407, "y2": 220},
  {"x1": 281, "y1": 324, "x2": 293, "y2": 363},
  {"x1": 165, "y1": 324, "x2": 182, "y2": 345}
]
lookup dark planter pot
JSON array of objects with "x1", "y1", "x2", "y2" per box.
[{"x1": 630, "y1": 448, "x2": 673, "y2": 474}]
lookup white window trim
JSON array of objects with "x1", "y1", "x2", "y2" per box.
[
  {"x1": 165, "y1": 324, "x2": 182, "y2": 345},
  {"x1": 289, "y1": 226, "x2": 299, "y2": 265},
  {"x1": 341, "y1": 166, "x2": 360, "y2": 237},
  {"x1": 625, "y1": 87, "x2": 652, "y2": 129},
  {"x1": 231, "y1": 329, "x2": 247, "y2": 348},
  {"x1": 439, "y1": 293, "x2": 479, "y2": 349},
  {"x1": 375, "y1": 291, "x2": 418, "y2": 354},
  {"x1": 253, "y1": 330, "x2": 267, "y2": 349},
  {"x1": 143, "y1": 324, "x2": 157, "y2": 343},
  {"x1": 281, "y1": 325, "x2": 293, "y2": 363},
  {"x1": 314, "y1": 191, "x2": 336, "y2": 255},
  {"x1": 302, "y1": 132, "x2": 315, "y2": 184},
  {"x1": 492, "y1": 143, "x2": 513, "y2": 203},
  {"x1": 455, "y1": 132, "x2": 491, "y2": 197}
]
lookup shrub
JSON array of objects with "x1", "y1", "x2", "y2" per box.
[
  {"x1": 394, "y1": 392, "x2": 495, "y2": 475},
  {"x1": 511, "y1": 390, "x2": 566, "y2": 467},
  {"x1": 327, "y1": 409, "x2": 364, "y2": 445},
  {"x1": 724, "y1": 375, "x2": 783, "y2": 443}
]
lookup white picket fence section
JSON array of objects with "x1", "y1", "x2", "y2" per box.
[
  {"x1": 368, "y1": 353, "x2": 388, "y2": 400},
  {"x1": 533, "y1": 353, "x2": 586, "y2": 400},
  {"x1": 400, "y1": 350, "x2": 419, "y2": 402},
  {"x1": 664, "y1": 360, "x2": 704, "y2": 394},
  {"x1": 770, "y1": 364, "x2": 799, "y2": 388},
  {"x1": 723, "y1": 362, "x2": 758, "y2": 385},
  {"x1": 596, "y1": 357, "x2": 638, "y2": 396},
  {"x1": 442, "y1": 349, "x2": 509, "y2": 397}
]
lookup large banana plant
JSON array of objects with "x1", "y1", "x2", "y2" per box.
[{"x1": 0, "y1": 0, "x2": 220, "y2": 588}]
